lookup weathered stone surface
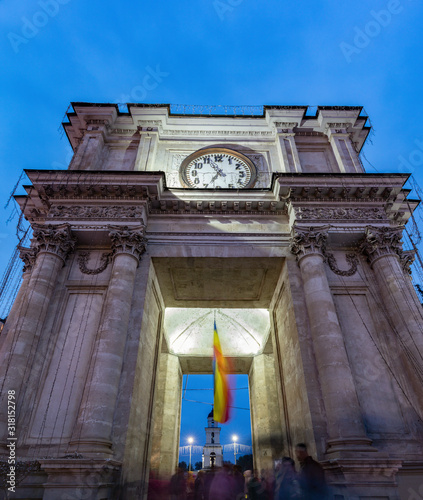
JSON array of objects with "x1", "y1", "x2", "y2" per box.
[{"x1": 3, "y1": 104, "x2": 423, "y2": 500}]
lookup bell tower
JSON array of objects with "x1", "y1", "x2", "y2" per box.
[{"x1": 202, "y1": 409, "x2": 223, "y2": 469}]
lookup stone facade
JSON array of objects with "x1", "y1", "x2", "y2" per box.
[{"x1": 0, "y1": 103, "x2": 422, "y2": 499}]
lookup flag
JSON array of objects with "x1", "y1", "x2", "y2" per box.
[{"x1": 213, "y1": 320, "x2": 231, "y2": 423}]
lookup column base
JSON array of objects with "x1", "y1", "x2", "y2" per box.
[
  {"x1": 67, "y1": 438, "x2": 114, "y2": 457},
  {"x1": 39, "y1": 458, "x2": 122, "y2": 500},
  {"x1": 325, "y1": 437, "x2": 378, "y2": 457},
  {"x1": 323, "y1": 457, "x2": 402, "y2": 499}
]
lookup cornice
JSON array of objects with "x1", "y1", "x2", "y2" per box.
[
  {"x1": 14, "y1": 170, "x2": 417, "y2": 225},
  {"x1": 63, "y1": 103, "x2": 370, "y2": 151},
  {"x1": 158, "y1": 128, "x2": 276, "y2": 139}
]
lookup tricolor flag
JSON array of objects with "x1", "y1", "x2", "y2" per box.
[{"x1": 213, "y1": 320, "x2": 232, "y2": 423}]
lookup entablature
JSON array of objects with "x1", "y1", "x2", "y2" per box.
[
  {"x1": 63, "y1": 103, "x2": 370, "y2": 152},
  {"x1": 15, "y1": 170, "x2": 417, "y2": 233}
]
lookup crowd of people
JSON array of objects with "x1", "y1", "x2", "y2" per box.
[{"x1": 148, "y1": 443, "x2": 330, "y2": 500}]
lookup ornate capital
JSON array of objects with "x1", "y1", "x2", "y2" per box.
[
  {"x1": 400, "y1": 249, "x2": 415, "y2": 275},
  {"x1": 359, "y1": 226, "x2": 403, "y2": 266},
  {"x1": 109, "y1": 225, "x2": 147, "y2": 263},
  {"x1": 290, "y1": 226, "x2": 330, "y2": 262},
  {"x1": 19, "y1": 246, "x2": 38, "y2": 273},
  {"x1": 32, "y1": 224, "x2": 76, "y2": 264}
]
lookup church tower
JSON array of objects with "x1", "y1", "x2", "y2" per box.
[{"x1": 202, "y1": 409, "x2": 223, "y2": 468}]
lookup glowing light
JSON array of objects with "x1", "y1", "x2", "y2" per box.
[
  {"x1": 232, "y1": 435, "x2": 238, "y2": 442},
  {"x1": 188, "y1": 437, "x2": 194, "y2": 444},
  {"x1": 165, "y1": 308, "x2": 270, "y2": 356}
]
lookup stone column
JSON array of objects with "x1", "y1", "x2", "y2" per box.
[
  {"x1": 249, "y1": 353, "x2": 284, "y2": 472},
  {"x1": 290, "y1": 226, "x2": 373, "y2": 455},
  {"x1": 70, "y1": 225, "x2": 147, "y2": 456},
  {"x1": 135, "y1": 132, "x2": 158, "y2": 171},
  {"x1": 325, "y1": 123, "x2": 363, "y2": 173},
  {"x1": 0, "y1": 250, "x2": 33, "y2": 353},
  {"x1": 149, "y1": 353, "x2": 182, "y2": 478},
  {"x1": 275, "y1": 122, "x2": 301, "y2": 172},
  {"x1": 360, "y1": 226, "x2": 423, "y2": 374},
  {"x1": 0, "y1": 224, "x2": 75, "y2": 442},
  {"x1": 69, "y1": 121, "x2": 107, "y2": 170}
]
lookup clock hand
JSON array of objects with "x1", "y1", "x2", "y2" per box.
[
  {"x1": 210, "y1": 173, "x2": 219, "y2": 184},
  {"x1": 210, "y1": 159, "x2": 227, "y2": 177}
]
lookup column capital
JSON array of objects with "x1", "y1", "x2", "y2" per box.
[
  {"x1": 32, "y1": 223, "x2": 76, "y2": 264},
  {"x1": 400, "y1": 249, "x2": 415, "y2": 275},
  {"x1": 289, "y1": 225, "x2": 330, "y2": 262},
  {"x1": 275, "y1": 121, "x2": 298, "y2": 136},
  {"x1": 108, "y1": 224, "x2": 147, "y2": 263},
  {"x1": 19, "y1": 246, "x2": 38, "y2": 273},
  {"x1": 324, "y1": 122, "x2": 351, "y2": 139},
  {"x1": 359, "y1": 226, "x2": 404, "y2": 267}
]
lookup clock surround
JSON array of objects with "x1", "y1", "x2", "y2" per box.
[{"x1": 179, "y1": 147, "x2": 257, "y2": 189}]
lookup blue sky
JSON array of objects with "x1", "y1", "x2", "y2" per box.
[
  {"x1": 1, "y1": 0, "x2": 423, "y2": 464},
  {"x1": 179, "y1": 374, "x2": 252, "y2": 466}
]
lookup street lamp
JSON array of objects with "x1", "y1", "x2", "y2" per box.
[
  {"x1": 232, "y1": 435, "x2": 238, "y2": 465},
  {"x1": 188, "y1": 437, "x2": 194, "y2": 471}
]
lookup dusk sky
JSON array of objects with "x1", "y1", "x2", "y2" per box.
[{"x1": 1, "y1": 0, "x2": 423, "y2": 467}]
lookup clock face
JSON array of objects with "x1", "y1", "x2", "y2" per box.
[{"x1": 180, "y1": 148, "x2": 257, "y2": 189}]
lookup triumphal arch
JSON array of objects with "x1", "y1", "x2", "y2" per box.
[{"x1": 1, "y1": 103, "x2": 423, "y2": 499}]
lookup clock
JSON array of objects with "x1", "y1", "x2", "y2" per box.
[{"x1": 179, "y1": 148, "x2": 257, "y2": 189}]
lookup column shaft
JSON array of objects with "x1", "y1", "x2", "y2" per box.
[
  {"x1": 71, "y1": 225, "x2": 146, "y2": 455},
  {"x1": 371, "y1": 255, "x2": 423, "y2": 379},
  {"x1": 149, "y1": 353, "x2": 182, "y2": 478},
  {"x1": 0, "y1": 224, "x2": 75, "y2": 444},
  {"x1": 291, "y1": 226, "x2": 372, "y2": 454},
  {"x1": 299, "y1": 254, "x2": 367, "y2": 442},
  {"x1": 0, "y1": 253, "x2": 63, "y2": 401},
  {"x1": 361, "y1": 226, "x2": 423, "y2": 373},
  {"x1": 72, "y1": 253, "x2": 138, "y2": 452},
  {"x1": 249, "y1": 353, "x2": 284, "y2": 472}
]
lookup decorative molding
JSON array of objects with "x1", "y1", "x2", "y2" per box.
[
  {"x1": 294, "y1": 207, "x2": 387, "y2": 222},
  {"x1": 290, "y1": 226, "x2": 359, "y2": 275},
  {"x1": 325, "y1": 122, "x2": 351, "y2": 134},
  {"x1": 327, "y1": 122, "x2": 351, "y2": 128},
  {"x1": 77, "y1": 251, "x2": 112, "y2": 275},
  {"x1": 146, "y1": 231, "x2": 286, "y2": 238},
  {"x1": 290, "y1": 226, "x2": 329, "y2": 261},
  {"x1": 86, "y1": 119, "x2": 108, "y2": 126},
  {"x1": 294, "y1": 131, "x2": 325, "y2": 137},
  {"x1": 400, "y1": 249, "x2": 415, "y2": 275},
  {"x1": 326, "y1": 252, "x2": 358, "y2": 277},
  {"x1": 19, "y1": 246, "x2": 38, "y2": 273},
  {"x1": 137, "y1": 120, "x2": 162, "y2": 126},
  {"x1": 171, "y1": 152, "x2": 190, "y2": 170},
  {"x1": 162, "y1": 129, "x2": 275, "y2": 138},
  {"x1": 149, "y1": 208, "x2": 287, "y2": 216},
  {"x1": 359, "y1": 226, "x2": 404, "y2": 266},
  {"x1": 109, "y1": 225, "x2": 147, "y2": 263},
  {"x1": 275, "y1": 122, "x2": 298, "y2": 134},
  {"x1": 49, "y1": 205, "x2": 145, "y2": 221},
  {"x1": 108, "y1": 127, "x2": 140, "y2": 135},
  {"x1": 41, "y1": 184, "x2": 154, "y2": 201},
  {"x1": 30, "y1": 224, "x2": 76, "y2": 264},
  {"x1": 287, "y1": 185, "x2": 389, "y2": 202},
  {"x1": 275, "y1": 122, "x2": 297, "y2": 128}
]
